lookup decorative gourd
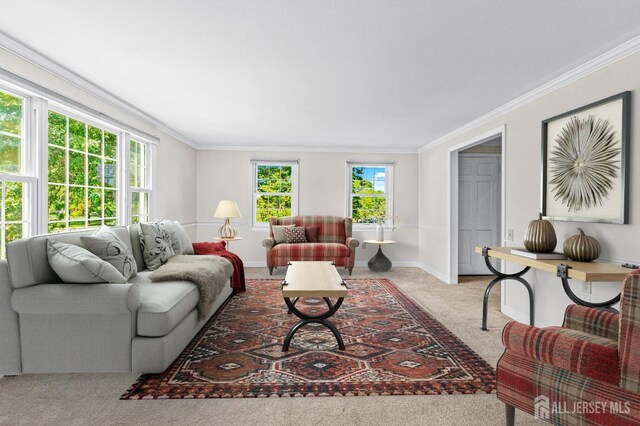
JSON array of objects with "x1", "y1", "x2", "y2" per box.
[
  {"x1": 523, "y1": 213, "x2": 557, "y2": 253},
  {"x1": 563, "y1": 228, "x2": 601, "y2": 262}
]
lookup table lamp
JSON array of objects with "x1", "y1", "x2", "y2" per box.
[{"x1": 213, "y1": 200, "x2": 242, "y2": 239}]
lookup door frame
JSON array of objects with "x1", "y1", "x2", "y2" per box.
[{"x1": 447, "y1": 125, "x2": 506, "y2": 284}]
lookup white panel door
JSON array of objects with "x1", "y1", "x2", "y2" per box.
[{"x1": 458, "y1": 155, "x2": 500, "y2": 275}]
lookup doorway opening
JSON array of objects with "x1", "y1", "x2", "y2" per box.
[{"x1": 447, "y1": 126, "x2": 506, "y2": 284}]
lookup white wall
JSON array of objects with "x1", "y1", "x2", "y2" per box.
[
  {"x1": 195, "y1": 150, "x2": 418, "y2": 266},
  {"x1": 0, "y1": 47, "x2": 198, "y2": 237},
  {"x1": 418, "y1": 51, "x2": 640, "y2": 326}
]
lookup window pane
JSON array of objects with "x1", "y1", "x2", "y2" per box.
[
  {"x1": 104, "y1": 159, "x2": 117, "y2": 188},
  {"x1": 104, "y1": 189, "x2": 117, "y2": 218},
  {"x1": 0, "y1": 134, "x2": 21, "y2": 174},
  {"x1": 352, "y1": 166, "x2": 381, "y2": 194},
  {"x1": 5, "y1": 223, "x2": 22, "y2": 245},
  {"x1": 48, "y1": 111, "x2": 66, "y2": 147},
  {"x1": 48, "y1": 185, "x2": 66, "y2": 221},
  {"x1": 279, "y1": 166, "x2": 292, "y2": 192},
  {"x1": 104, "y1": 132, "x2": 117, "y2": 158},
  {"x1": 88, "y1": 155, "x2": 102, "y2": 187},
  {"x1": 68, "y1": 118, "x2": 85, "y2": 151},
  {"x1": 0, "y1": 92, "x2": 22, "y2": 135},
  {"x1": 68, "y1": 151, "x2": 86, "y2": 185},
  {"x1": 104, "y1": 218, "x2": 117, "y2": 226},
  {"x1": 48, "y1": 146, "x2": 66, "y2": 184},
  {"x1": 88, "y1": 126, "x2": 102, "y2": 155},
  {"x1": 88, "y1": 219, "x2": 102, "y2": 227},
  {"x1": 131, "y1": 191, "x2": 148, "y2": 224},
  {"x1": 5, "y1": 181, "x2": 23, "y2": 221},
  {"x1": 88, "y1": 188, "x2": 102, "y2": 219},
  {"x1": 48, "y1": 222, "x2": 66, "y2": 233},
  {"x1": 68, "y1": 186, "x2": 85, "y2": 219},
  {"x1": 352, "y1": 196, "x2": 386, "y2": 224},
  {"x1": 69, "y1": 220, "x2": 86, "y2": 229}
]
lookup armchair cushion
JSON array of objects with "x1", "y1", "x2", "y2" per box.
[
  {"x1": 563, "y1": 304, "x2": 619, "y2": 341},
  {"x1": 502, "y1": 321, "x2": 620, "y2": 385},
  {"x1": 272, "y1": 243, "x2": 349, "y2": 260},
  {"x1": 620, "y1": 270, "x2": 640, "y2": 393}
]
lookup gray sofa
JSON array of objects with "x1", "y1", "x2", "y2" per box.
[{"x1": 0, "y1": 225, "x2": 233, "y2": 375}]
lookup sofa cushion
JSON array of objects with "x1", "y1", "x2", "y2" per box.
[
  {"x1": 305, "y1": 226, "x2": 319, "y2": 242},
  {"x1": 47, "y1": 240, "x2": 126, "y2": 284},
  {"x1": 271, "y1": 243, "x2": 350, "y2": 260},
  {"x1": 138, "y1": 223, "x2": 175, "y2": 271},
  {"x1": 81, "y1": 226, "x2": 138, "y2": 280},
  {"x1": 129, "y1": 271, "x2": 199, "y2": 337}
]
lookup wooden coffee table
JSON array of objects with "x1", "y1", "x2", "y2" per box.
[{"x1": 281, "y1": 261, "x2": 348, "y2": 351}]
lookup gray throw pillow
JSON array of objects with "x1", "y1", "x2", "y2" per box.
[
  {"x1": 156, "y1": 220, "x2": 194, "y2": 255},
  {"x1": 272, "y1": 225, "x2": 295, "y2": 244},
  {"x1": 139, "y1": 222, "x2": 175, "y2": 271},
  {"x1": 47, "y1": 240, "x2": 126, "y2": 284},
  {"x1": 81, "y1": 226, "x2": 138, "y2": 280}
]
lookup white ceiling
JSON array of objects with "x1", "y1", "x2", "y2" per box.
[{"x1": 1, "y1": 1, "x2": 640, "y2": 151}]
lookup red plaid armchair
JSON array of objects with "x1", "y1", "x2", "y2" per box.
[
  {"x1": 262, "y1": 216, "x2": 359, "y2": 275},
  {"x1": 497, "y1": 270, "x2": 640, "y2": 425}
]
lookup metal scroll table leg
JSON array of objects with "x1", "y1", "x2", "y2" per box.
[
  {"x1": 282, "y1": 297, "x2": 345, "y2": 351},
  {"x1": 557, "y1": 264, "x2": 620, "y2": 313},
  {"x1": 481, "y1": 249, "x2": 534, "y2": 331}
]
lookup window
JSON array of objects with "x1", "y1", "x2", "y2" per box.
[
  {"x1": 348, "y1": 163, "x2": 393, "y2": 224},
  {"x1": 47, "y1": 110, "x2": 118, "y2": 232},
  {"x1": 0, "y1": 89, "x2": 34, "y2": 258},
  {"x1": 252, "y1": 161, "x2": 298, "y2": 225},
  {"x1": 130, "y1": 138, "x2": 152, "y2": 224}
]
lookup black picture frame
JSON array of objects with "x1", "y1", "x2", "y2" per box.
[{"x1": 541, "y1": 91, "x2": 631, "y2": 224}]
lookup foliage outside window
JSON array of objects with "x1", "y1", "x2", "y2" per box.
[
  {"x1": 349, "y1": 164, "x2": 393, "y2": 224},
  {"x1": 47, "y1": 111, "x2": 118, "y2": 233},
  {"x1": 130, "y1": 138, "x2": 150, "y2": 224},
  {"x1": 0, "y1": 90, "x2": 29, "y2": 258},
  {"x1": 253, "y1": 162, "x2": 298, "y2": 225}
]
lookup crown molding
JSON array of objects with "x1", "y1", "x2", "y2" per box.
[
  {"x1": 418, "y1": 34, "x2": 640, "y2": 153},
  {"x1": 0, "y1": 30, "x2": 200, "y2": 149},
  {"x1": 198, "y1": 144, "x2": 418, "y2": 154}
]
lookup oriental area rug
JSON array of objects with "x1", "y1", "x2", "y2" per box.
[{"x1": 121, "y1": 279, "x2": 496, "y2": 399}]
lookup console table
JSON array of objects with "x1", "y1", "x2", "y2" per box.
[{"x1": 475, "y1": 246, "x2": 632, "y2": 331}]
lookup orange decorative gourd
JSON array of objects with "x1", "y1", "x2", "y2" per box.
[
  {"x1": 523, "y1": 213, "x2": 557, "y2": 253},
  {"x1": 563, "y1": 228, "x2": 601, "y2": 262}
]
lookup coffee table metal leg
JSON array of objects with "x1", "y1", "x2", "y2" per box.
[
  {"x1": 283, "y1": 297, "x2": 345, "y2": 351},
  {"x1": 287, "y1": 297, "x2": 300, "y2": 314}
]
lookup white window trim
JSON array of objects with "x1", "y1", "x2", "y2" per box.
[
  {"x1": 250, "y1": 160, "x2": 299, "y2": 228},
  {"x1": 346, "y1": 162, "x2": 395, "y2": 228}
]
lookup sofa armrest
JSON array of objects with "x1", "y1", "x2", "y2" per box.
[
  {"x1": 346, "y1": 237, "x2": 359, "y2": 249},
  {"x1": 12, "y1": 283, "x2": 140, "y2": 315},
  {"x1": 0, "y1": 260, "x2": 21, "y2": 374},
  {"x1": 620, "y1": 270, "x2": 640, "y2": 393},
  {"x1": 563, "y1": 305, "x2": 619, "y2": 341},
  {"x1": 262, "y1": 237, "x2": 275, "y2": 249},
  {"x1": 502, "y1": 321, "x2": 620, "y2": 385}
]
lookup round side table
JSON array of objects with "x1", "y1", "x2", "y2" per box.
[
  {"x1": 213, "y1": 236, "x2": 242, "y2": 249},
  {"x1": 363, "y1": 240, "x2": 396, "y2": 272}
]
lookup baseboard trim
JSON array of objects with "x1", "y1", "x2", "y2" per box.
[
  {"x1": 501, "y1": 305, "x2": 548, "y2": 328},
  {"x1": 415, "y1": 262, "x2": 450, "y2": 284}
]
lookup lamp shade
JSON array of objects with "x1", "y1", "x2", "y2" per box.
[{"x1": 213, "y1": 200, "x2": 242, "y2": 218}]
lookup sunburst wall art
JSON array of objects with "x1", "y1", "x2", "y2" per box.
[{"x1": 542, "y1": 92, "x2": 630, "y2": 224}]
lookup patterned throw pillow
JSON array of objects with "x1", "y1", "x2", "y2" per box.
[
  {"x1": 139, "y1": 223, "x2": 176, "y2": 271},
  {"x1": 284, "y1": 227, "x2": 307, "y2": 243},
  {"x1": 81, "y1": 226, "x2": 138, "y2": 280},
  {"x1": 156, "y1": 220, "x2": 194, "y2": 255}
]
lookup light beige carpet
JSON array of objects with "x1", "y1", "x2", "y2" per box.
[{"x1": 0, "y1": 267, "x2": 541, "y2": 426}]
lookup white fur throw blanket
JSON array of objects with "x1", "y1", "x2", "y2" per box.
[{"x1": 150, "y1": 255, "x2": 233, "y2": 320}]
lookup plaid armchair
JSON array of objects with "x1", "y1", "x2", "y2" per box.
[
  {"x1": 497, "y1": 270, "x2": 640, "y2": 425},
  {"x1": 261, "y1": 216, "x2": 359, "y2": 275}
]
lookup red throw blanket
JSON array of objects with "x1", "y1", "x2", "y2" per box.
[{"x1": 192, "y1": 242, "x2": 246, "y2": 292}]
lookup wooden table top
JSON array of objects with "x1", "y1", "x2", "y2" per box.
[
  {"x1": 282, "y1": 261, "x2": 348, "y2": 298},
  {"x1": 475, "y1": 246, "x2": 632, "y2": 282}
]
